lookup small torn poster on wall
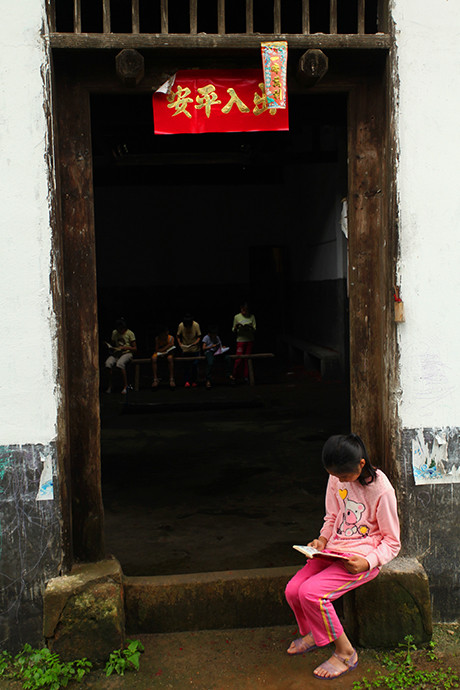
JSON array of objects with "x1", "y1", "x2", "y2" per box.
[
  {"x1": 261, "y1": 41, "x2": 288, "y2": 109},
  {"x1": 36, "y1": 453, "x2": 54, "y2": 500},
  {"x1": 411, "y1": 428, "x2": 460, "y2": 485},
  {"x1": 152, "y1": 69, "x2": 289, "y2": 134}
]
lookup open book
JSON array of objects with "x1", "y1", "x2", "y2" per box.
[
  {"x1": 213, "y1": 346, "x2": 229, "y2": 355},
  {"x1": 105, "y1": 341, "x2": 124, "y2": 352},
  {"x1": 293, "y1": 545, "x2": 349, "y2": 561},
  {"x1": 157, "y1": 345, "x2": 176, "y2": 356},
  {"x1": 180, "y1": 342, "x2": 198, "y2": 351}
]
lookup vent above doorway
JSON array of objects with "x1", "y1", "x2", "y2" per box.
[{"x1": 47, "y1": 0, "x2": 390, "y2": 49}]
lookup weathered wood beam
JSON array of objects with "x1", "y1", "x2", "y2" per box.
[
  {"x1": 161, "y1": 0, "x2": 169, "y2": 34},
  {"x1": 47, "y1": 0, "x2": 56, "y2": 33},
  {"x1": 274, "y1": 0, "x2": 281, "y2": 34},
  {"x1": 132, "y1": 0, "x2": 140, "y2": 34},
  {"x1": 246, "y1": 0, "x2": 253, "y2": 34},
  {"x1": 54, "y1": 72, "x2": 104, "y2": 563},
  {"x1": 348, "y1": 78, "x2": 386, "y2": 468},
  {"x1": 217, "y1": 0, "x2": 225, "y2": 35},
  {"x1": 302, "y1": 0, "x2": 310, "y2": 34},
  {"x1": 50, "y1": 32, "x2": 391, "y2": 50},
  {"x1": 190, "y1": 0, "x2": 197, "y2": 34},
  {"x1": 330, "y1": 0, "x2": 338, "y2": 34},
  {"x1": 102, "y1": 0, "x2": 111, "y2": 34},
  {"x1": 377, "y1": 0, "x2": 388, "y2": 32},
  {"x1": 358, "y1": 0, "x2": 366, "y2": 34},
  {"x1": 73, "y1": 0, "x2": 81, "y2": 33}
]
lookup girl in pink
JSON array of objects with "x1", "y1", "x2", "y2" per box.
[{"x1": 285, "y1": 433, "x2": 400, "y2": 680}]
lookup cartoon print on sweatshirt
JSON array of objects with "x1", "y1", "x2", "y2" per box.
[{"x1": 337, "y1": 488, "x2": 370, "y2": 537}]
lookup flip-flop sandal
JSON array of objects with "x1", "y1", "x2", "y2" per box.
[
  {"x1": 287, "y1": 637, "x2": 318, "y2": 655},
  {"x1": 313, "y1": 649, "x2": 358, "y2": 680}
]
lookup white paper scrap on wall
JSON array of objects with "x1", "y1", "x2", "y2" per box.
[
  {"x1": 412, "y1": 429, "x2": 460, "y2": 484},
  {"x1": 36, "y1": 454, "x2": 54, "y2": 501}
]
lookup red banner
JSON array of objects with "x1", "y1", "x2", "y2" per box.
[{"x1": 152, "y1": 69, "x2": 289, "y2": 134}]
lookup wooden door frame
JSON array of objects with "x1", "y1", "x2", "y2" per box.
[{"x1": 52, "y1": 49, "x2": 396, "y2": 565}]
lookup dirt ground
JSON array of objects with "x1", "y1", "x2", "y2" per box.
[
  {"x1": 1, "y1": 623, "x2": 459, "y2": 689},
  {"x1": 100, "y1": 362, "x2": 350, "y2": 576},
  {"x1": 80, "y1": 622, "x2": 460, "y2": 690}
]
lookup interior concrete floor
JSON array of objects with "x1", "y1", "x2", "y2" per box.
[{"x1": 100, "y1": 361, "x2": 350, "y2": 576}]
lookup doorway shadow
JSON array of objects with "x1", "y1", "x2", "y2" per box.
[{"x1": 101, "y1": 362, "x2": 349, "y2": 575}]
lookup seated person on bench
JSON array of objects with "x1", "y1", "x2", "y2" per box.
[
  {"x1": 152, "y1": 325, "x2": 176, "y2": 390},
  {"x1": 105, "y1": 317, "x2": 137, "y2": 394},
  {"x1": 177, "y1": 313, "x2": 201, "y2": 388},
  {"x1": 202, "y1": 324, "x2": 231, "y2": 389}
]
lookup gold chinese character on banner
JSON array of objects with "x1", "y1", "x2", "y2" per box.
[
  {"x1": 167, "y1": 86, "x2": 193, "y2": 118},
  {"x1": 253, "y1": 83, "x2": 277, "y2": 116},
  {"x1": 221, "y1": 88, "x2": 250, "y2": 114},
  {"x1": 195, "y1": 84, "x2": 221, "y2": 118}
]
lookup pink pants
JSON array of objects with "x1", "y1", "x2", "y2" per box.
[
  {"x1": 285, "y1": 559, "x2": 379, "y2": 647},
  {"x1": 233, "y1": 341, "x2": 253, "y2": 379}
]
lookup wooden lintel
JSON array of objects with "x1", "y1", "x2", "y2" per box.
[{"x1": 50, "y1": 32, "x2": 391, "y2": 51}]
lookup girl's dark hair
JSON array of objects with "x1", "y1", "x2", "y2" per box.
[
  {"x1": 116, "y1": 317, "x2": 127, "y2": 330},
  {"x1": 321, "y1": 433, "x2": 377, "y2": 485}
]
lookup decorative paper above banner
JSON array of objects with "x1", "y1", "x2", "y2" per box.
[
  {"x1": 261, "y1": 41, "x2": 288, "y2": 109},
  {"x1": 152, "y1": 69, "x2": 289, "y2": 134}
]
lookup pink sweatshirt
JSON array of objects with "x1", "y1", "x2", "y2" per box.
[{"x1": 319, "y1": 469, "x2": 400, "y2": 570}]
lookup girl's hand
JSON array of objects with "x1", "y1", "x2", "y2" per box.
[
  {"x1": 344, "y1": 555, "x2": 370, "y2": 574},
  {"x1": 308, "y1": 537, "x2": 327, "y2": 551}
]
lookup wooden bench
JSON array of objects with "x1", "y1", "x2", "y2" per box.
[
  {"x1": 278, "y1": 335, "x2": 341, "y2": 380},
  {"x1": 131, "y1": 353, "x2": 275, "y2": 390}
]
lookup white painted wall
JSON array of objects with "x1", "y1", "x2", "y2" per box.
[
  {"x1": 0, "y1": 2, "x2": 58, "y2": 443},
  {"x1": 393, "y1": 0, "x2": 460, "y2": 429},
  {"x1": 3, "y1": 0, "x2": 459, "y2": 439}
]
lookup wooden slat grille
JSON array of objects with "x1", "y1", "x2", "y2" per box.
[
  {"x1": 49, "y1": 0, "x2": 384, "y2": 37},
  {"x1": 132, "y1": 0, "x2": 140, "y2": 34},
  {"x1": 73, "y1": 0, "x2": 81, "y2": 33},
  {"x1": 302, "y1": 0, "x2": 310, "y2": 35},
  {"x1": 160, "y1": 0, "x2": 169, "y2": 34},
  {"x1": 246, "y1": 0, "x2": 254, "y2": 34},
  {"x1": 330, "y1": 0, "x2": 338, "y2": 34},
  {"x1": 102, "y1": 0, "x2": 110, "y2": 34}
]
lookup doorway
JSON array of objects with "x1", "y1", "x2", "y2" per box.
[
  {"x1": 53, "y1": 51, "x2": 391, "y2": 567},
  {"x1": 91, "y1": 91, "x2": 350, "y2": 575}
]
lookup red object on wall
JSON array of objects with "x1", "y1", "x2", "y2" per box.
[{"x1": 152, "y1": 69, "x2": 289, "y2": 134}]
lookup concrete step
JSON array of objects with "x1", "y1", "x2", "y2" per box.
[
  {"x1": 124, "y1": 566, "x2": 297, "y2": 634},
  {"x1": 44, "y1": 558, "x2": 432, "y2": 662}
]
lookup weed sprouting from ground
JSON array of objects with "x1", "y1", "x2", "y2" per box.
[
  {"x1": 104, "y1": 639, "x2": 145, "y2": 676},
  {"x1": 0, "y1": 639, "x2": 145, "y2": 689},
  {"x1": 353, "y1": 635, "x2": 460, "y2": 689},
  {"x1": 0, "y1": 644, "x2": 92, "y2": 689}
]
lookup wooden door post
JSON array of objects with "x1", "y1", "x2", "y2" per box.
[
  {"x1": 348, "y1": 77, "x2": 387, "y2": 467},
  {"x1": 55, "y1": 64, "x2": 104, "y2": 562}
]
